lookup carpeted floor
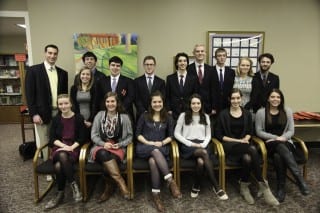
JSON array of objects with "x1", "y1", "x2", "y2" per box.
[{"x1": 0, "y1": 124, "x2": 319, "y2": 213}]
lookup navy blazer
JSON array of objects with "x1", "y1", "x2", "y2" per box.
[
  {"x1": 211, "y1": 66, "x2": 235, "y2": 114},
  {"x1": 251, "y1": 71, "x2": 280, "y2": 112},
  {"x1": 25, "y1": 63, "x2": 68, "y2": 124},
  {"x1": 188, "y1": 63, "x2": 214, "y2": 114},
  {"x1": 134, "y1": 74, "x2": 166, "y2": 119},
  {"x1": 96, "y1": 75, "x2": 135, "y2": 119},
  {"x1": 165, "y1": 72, "x2": 199, "y2": 120}
]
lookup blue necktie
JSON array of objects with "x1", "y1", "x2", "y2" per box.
[
  {"x1": 111, "y1": 78, "x2": 117, "y2": 92},
  {"x1": 219, "y1": 69, "x2": 224, "y2": 89},
  {"x1": 147, "y1": 76, "x2": 152, "y2": 93}
]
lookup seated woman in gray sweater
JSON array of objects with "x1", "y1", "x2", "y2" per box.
[
  {"x1": 255, "y1": 88, "x2": 310, "y2": 202},
  {"x1": 174, "y1": 94, "x2": 227, "y2": 200},
  {"x1": 89, "y1": 92, "x2": 132, "y2": 202}
]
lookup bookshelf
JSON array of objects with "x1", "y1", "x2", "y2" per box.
[{"x1": 0, "y1": 54, "x2": 27, "y2": 123}]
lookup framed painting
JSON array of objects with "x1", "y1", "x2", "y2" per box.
[{"x1": 207, "y1": 31, "x2": 265, "y2": 72}]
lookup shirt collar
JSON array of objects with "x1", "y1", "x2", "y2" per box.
[
  {"x1": 216, "y1": 65, "x2": 224, "y2": 71},
  {"x1": 44, "y1": 61, "x2": 55, "y2": 71},
  {"x1": 111, "y1": 74, "x2": 120, "y2": 81},
  {"x1": 145, "y1": 73, "x2": 155, "y2": 79}
]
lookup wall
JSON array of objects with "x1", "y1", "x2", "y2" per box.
[
  {"x1": 0, "y1": 35, "x2": 26, "y2": 53},
  {"x1": 7, "y1": 0, "x2": 320, "y2": 111}
]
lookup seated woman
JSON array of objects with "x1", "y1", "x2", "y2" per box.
[
  {"x1": 136, "y1": 91, "x2": 181, "y2": 212},
  {"x1": 255, "y1": 89, "x2": 310, "y2": 202},
  {"x1": 174, "y1": 94, "x2": 228, "y2": 200},
  {"x1": 70, "y1": 66, "x2": 96, "y2": 140},
  {"x1": 89, "y1": 92, "x2": 132, "y2": 202},
  {"x1": 45, "y1": 94, "x2": 85, "y2": 210},
  {"x1": 214, "y1": 88, "x2": 279, "y2": 206}
]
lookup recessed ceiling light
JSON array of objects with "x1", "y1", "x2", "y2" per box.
[{"x1": 16, "y1": 24, "x2": 26, "y2": 29}]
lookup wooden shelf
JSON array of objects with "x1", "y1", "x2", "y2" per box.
[{"x1": 0, "y1": 54, "x2": 27, "y2": 123}]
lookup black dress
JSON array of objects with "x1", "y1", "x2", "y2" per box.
[{"x1": 135, "y1": 113, "x2": 174, "y2": 158}]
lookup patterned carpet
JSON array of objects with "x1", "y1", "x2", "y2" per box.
[{"x1": 0, "y1": 124, "x2": 319, "y2": 213}]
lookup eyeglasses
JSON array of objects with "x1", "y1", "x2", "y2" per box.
[{"x1": 144, "y1": 64, "x2": 155, "y2": 66}]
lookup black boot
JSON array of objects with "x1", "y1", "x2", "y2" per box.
[
  {"x1": 280, "y1": 147, "x2": 310, "y2": 195},
  {"x1": 274, "y1": 153, "x2": 286, "y2": 202}
]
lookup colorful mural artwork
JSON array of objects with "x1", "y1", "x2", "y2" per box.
[{"x1": 73, "y1": 33, "x2": 138, "y2": 79}]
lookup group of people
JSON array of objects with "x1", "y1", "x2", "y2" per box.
[{"x1": 25, "y1": 43, "x2": 310, "y2": 212}]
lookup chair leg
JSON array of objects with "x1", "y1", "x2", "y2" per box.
[
  {"x1": 34, "y1": 174, "x2": 55, "y2": 203},
  {"x1": 83, "y1": 174, "x2": 88, "y2": 201}
]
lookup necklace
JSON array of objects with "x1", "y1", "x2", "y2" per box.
[{"x1": 153, "y1": 122, "x2": 162, "y2": 131}]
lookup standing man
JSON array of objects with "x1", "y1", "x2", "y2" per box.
[
  {"x1": 134, "y1": 55, "x2": 165, "y2": 121},
  {"x1": 211, "y1": 47, "x2": 235, "y2": 115},
  {"x1": 166, "y1": 52, "x2": 199, "y2": 120},
  {"x1": 187, "y1": 44, "x2": 214, "y2": 115},
  {"x1": 251, "y1": 53, "x2": 279, "y2": 112},
  {"x1": 74, "y1": 51, "x2": 105, "y2": 87},
  {"x1": 96, "y1": 56, "x2": 135, "y2": 120},
  {"x1": 25, "y1": 44, "x2": 68, "y2": 168}
]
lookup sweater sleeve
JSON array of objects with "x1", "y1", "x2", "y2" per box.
[
  {"x1": 281, "y1": 107, "x2": 295, "y2": 140},
  {"x1": 255, "y1": 108, "x2": 278, "y2": 140},
  {"x1": 117, "y1": 114, "x2": 133, "y2": 148},
  {"x1": 91, "y1": 111, "x2": 106, "y2": 147},
  {"x1": 201, "y1": 114, "x2": 211, "y2": 148},
  {"x1": 174, "y1": 113, "x2": 193, "y2": 147}
]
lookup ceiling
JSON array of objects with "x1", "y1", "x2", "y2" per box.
[{"x1": 0, "y1": 17, "x2": 26, "y2": 36}]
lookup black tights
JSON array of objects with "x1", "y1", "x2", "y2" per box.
[
  {"x1": 228, "y1": 144, "x2": 263, "y2": 182},
  {"x1": 52, "y1": 151, "x2": 75, "y2": 191},
  {"x1": 192, "y1": 148, "x2": 219, "y2": 190},
  {"x1": 149, "y1": 149, "x2": 171, "y2": 190}
]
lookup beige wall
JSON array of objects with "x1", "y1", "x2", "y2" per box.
[
  {"x1": 0, "y1": 35, "x2": 26, "y2": 53},
  {"x1": 3, "y1": 0, "x2": 320, "y2": 111}
]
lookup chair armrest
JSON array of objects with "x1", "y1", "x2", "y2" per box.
[
  {"x1": 251, "y1": 136, "x2": 268, "y2": 179},
  {"x1": 211, "y1": 138, "x2": 224, "y2": 165},
  {"x1": 251, "y1": 136, "x2": 267, "y2": 162},
  {"x1": 32, "y1": 143, "x2": 49, "y2": 170},
  {"x1": 170, "y1": 140, "x2": 178, "y2": 160},
  {"x1": 126, "y1": 143, "x2": 133, "y2": 173},
  {"x1": 292, "y1": 136, "x2": 309, "y2": 161},
  {"x1": 79, "y1": 142, "x2": 91, "y2": 171}
]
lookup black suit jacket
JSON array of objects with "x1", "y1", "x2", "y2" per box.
[
  {"x1": 187, "y1": 63, "x2": 214, "y2": 114},
  {"x1": 134, "y1": 74, "x2": 165, "y2": 119},
  {"x1": 251, "y1": 71, "x2": 280, "y2": 112},
  {"x1": 165, "y1": 72, "x2": 199, "y2": 120},
  {"x1": 25, "y1": 63, "x2": 68, "y2": 124},
  {"x1": 96, "y1": 75, "x2": 135, "y2": 119},
  {"x1": 212, "y1": 66, "x2": 235, "y2": 114}
]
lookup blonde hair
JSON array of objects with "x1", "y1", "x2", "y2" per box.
[
  {"x1": 57, "y1": 94, "x2": 73, "y2": 105},
  {"x1": 76, "y1": 66, "x2": 94, "y2": 91},
  {"x1": 235, "y1": 57, "x2": 254, "y2": 77}
]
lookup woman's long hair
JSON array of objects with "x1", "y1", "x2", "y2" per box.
[
  {"x1": 104, "y1": 92, "x2": 126, "y2": 114},
  {"x1": 146, "y1": 90, "x2": 168, "y2": 122},
  {"x1": 184, "y1": 94, "x2": 207, "y2": 125},
  {"x1": 76, "y1": 66, "x2": 94, "y2": 91},
  {"x1": 265, "y1": 88, "x2": 287, "y2": 126}
]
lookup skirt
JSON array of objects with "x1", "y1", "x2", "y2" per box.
[
  {"x1": 222, "y1": 142, "x2": 253, "y2": 163},
  {"x1": 136, "y1": 143, "x2": 169, "y2": 159}
]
